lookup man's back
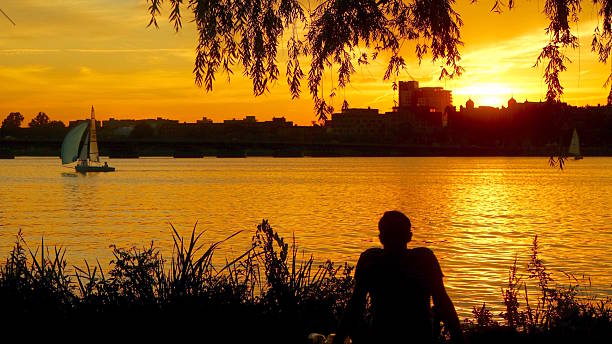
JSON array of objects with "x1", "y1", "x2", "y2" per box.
[
  {"x1": 356, "y1": 247, "x2": 443, "y2": 342},
  {"x1": 333, "y1": 211, "x2": 463, "y2": 344}
]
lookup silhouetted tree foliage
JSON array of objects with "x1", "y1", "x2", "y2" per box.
[
  {"x1": 1, "y1": 112, "x2": 24, "y2": 130},
  {"x1": 1, "y1": 112, "x2": 24, "y2": 136},
  {"x1": 25, "y1": 113, "x2": 66, "y2": 140},
  {"x1": 48, "y1": 120, "x2": 66, "y2": 129},
  {"x1": 145, "y1": 0, "x2": 612, "y2": 116},
  {"x1": 28, "y1": 112, "x2": 50, "y2": 128}
]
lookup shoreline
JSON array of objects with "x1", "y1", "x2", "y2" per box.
[{"x1": 2, "y1": 140, "x2": 611, "y2": 158}]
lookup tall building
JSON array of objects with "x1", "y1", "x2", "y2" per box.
[
  {"x1": 398, "y1": 81, "x2": 420, "y2": 109},
  {"x1": 398, "y1": 81, "x2": 452, "y2": 112}
]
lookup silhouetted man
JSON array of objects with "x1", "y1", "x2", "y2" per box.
[{"x1": 333, "y1": 211, "x2": 465, "y2": 344}]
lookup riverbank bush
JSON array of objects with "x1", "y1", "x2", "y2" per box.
[
  {"x1": 461, "y1": 236, "x2": 611, "y2": 343},
  {"x1": 0, "y1": 221, "x2": 609, "y2": 342}
]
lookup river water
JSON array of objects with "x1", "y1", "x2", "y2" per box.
[{"x1": 1, "y1": 157, "x2": 610, "y2": 316}]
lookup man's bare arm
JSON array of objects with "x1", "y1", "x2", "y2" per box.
[
  {"x1": 333, "y1": 255, "x2": 368, "y2": 344},
  {"x1": 432, "y1": 280, "x2": 466, "y2": 343}
]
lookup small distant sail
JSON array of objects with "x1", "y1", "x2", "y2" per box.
[
  {"x1": 60, "y1": 122, "x2": 89, "y2": 165},
  {"x1": 89, "y1": 106, "x2": 100, "y2": 162},
  {"x1": 568, "y1": 128, "x2": 581, "y2": 157}
]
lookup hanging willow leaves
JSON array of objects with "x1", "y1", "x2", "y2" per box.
[
  {"x1": 145, "y1": 0, "x2": 612, "y2": 115},
  {"x1": 534, "y1": 0, "x2": 580, "y2": 102},
  {"x1": 593, "y1": 0, "x2": 612, "y2": 105},
  {"x1": 145, "y1": 0, "x2": 463, "y2": 121}
]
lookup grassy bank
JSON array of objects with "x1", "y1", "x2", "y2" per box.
[{"x1": 0, "y1": 220, "x2": 609, "y2": 342}]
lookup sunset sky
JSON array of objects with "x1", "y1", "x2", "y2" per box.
[{"x1": 0, "y1": 0, "x2": 610, "y2": 125}]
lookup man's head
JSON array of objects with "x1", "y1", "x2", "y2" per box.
[{"x1": 378, "y1": 211, "x2": 412, "y2": 249}]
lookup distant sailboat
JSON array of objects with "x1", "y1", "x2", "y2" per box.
[
  {"x1": 61, "y1": 106, "x2": 115, "y2": 172},
  {"x1": 568, "y1": 128, "x2": 583, "y2": 160}
]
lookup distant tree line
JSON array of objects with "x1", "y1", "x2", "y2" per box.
[
  {"x1": 0, "y1": 112, "x2": 66, "y2": 138},
  {"x1": 27, "y1": 112, "x2": 65, "y2": 129}
]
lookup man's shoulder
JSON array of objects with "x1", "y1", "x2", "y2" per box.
[
  {"x1": 411, "y1": 247, "x2": 436, "y2": 257},
  {"x1": 410, "y1": 247, "x2": 441, "y2": 265},
  {"x1": 359, "y1": 247, "x2": 384, "y2": 261},
  {"x1": 355, "y1": 248, "x2": 384, "y2": 275},
  {"x1": 410, "y1": 247, "x2": 443, "y2": 277}
]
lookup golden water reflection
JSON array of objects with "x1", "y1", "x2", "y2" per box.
[{"x1": 0, "y1": 157, "x2": 610, "y2": 317}]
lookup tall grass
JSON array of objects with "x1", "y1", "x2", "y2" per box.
[
  {"x1": 464, "y1": 235, "x2": 611, "y2": 343},
  {"x1": 0, "y1": 223, "x2": 610, "y2": 343}
]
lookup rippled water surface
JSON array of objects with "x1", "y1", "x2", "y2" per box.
[{"x1": 1, "y1": 157, "x2": 611, "y2": 316}]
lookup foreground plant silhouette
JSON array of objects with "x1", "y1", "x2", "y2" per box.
[{"x1": 0, "y1": 222, "x2": 609, "y2": 342}]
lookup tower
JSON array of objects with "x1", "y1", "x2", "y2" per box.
[
  {"x1": 466, "y1": 98, "x2": 474, "y2": 110},
  {"x1": 508, "y1": 97, "x2": 517, "y2": 108}
]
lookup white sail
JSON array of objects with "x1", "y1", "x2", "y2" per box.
[
  {"x1": 568, "y1": 128, "x2": 581, "y2": 157},
  {"x1": 60, "y1": 122, "x2": 89, "y2": 165},
  {"x1": 89, "y1": 106, "x2": 100, "y2": 162}
]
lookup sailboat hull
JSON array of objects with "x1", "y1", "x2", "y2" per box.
[{"x1": 75, "y1": 165, "x2": 116, "y2": 173}]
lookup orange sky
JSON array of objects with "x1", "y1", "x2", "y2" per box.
[{"x1": 0, "y1": 1, "x2": 610, "y2": 125}]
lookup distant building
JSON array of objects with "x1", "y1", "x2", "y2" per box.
[
  {"x1": 398, "y1": 81, "x2": 453, "y2": 112},
  {"x1": 101, "y1": 117, "x2": 178, "y2": 131},
  {"x1": 68, "y1": 119, "x2": 90, "y2": 128},
  {"x1": 328, "y1": 105, "x2": 446, "y2": 144},
  {"x1": 222, "y1": 116, "x2": 293, "y2": 128},
  {"x1": 383, "y1": 80, "x2": 451, "y2": 140},
  {"x1": 197, "y1": 117, "x2": 213, "y2": 124},
  {"x1": 329, "y1": 108, "x2": 385, "y2": 140},
  {"x1": 398, "y1": 81, "x2": 420, "y2": 108},
  {"x1": 223, "y1": 115, "x2": 257, "y2": 125},
  {"x1": 268, "y1": 117, "x2": 294, "y2": 127},
  {"x1": 507, "y1": 99, "x2": 548, "y2": 113}
]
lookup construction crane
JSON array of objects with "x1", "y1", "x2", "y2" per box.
[{"x1": 0, "y1": 7, "x2": 16, "y2": 26}]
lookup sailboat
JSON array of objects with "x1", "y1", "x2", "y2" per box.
[
  {"x1": 568, "y1": 128, "x2": 583, "y2": 160},
  {"x1": 61, "y1": 106, "x2": 115, "y2": 172}
]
